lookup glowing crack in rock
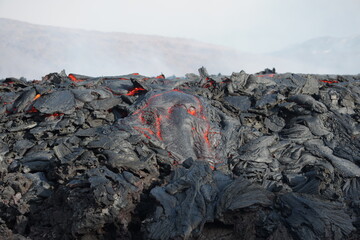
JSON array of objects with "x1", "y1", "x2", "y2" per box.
[{"x1": 120, "y1": 90, "x2": 224, "y2": 169}]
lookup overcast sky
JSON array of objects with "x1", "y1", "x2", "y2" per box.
[{"x1": 1, "y1": 0, "x2": 360, "y2": 53}]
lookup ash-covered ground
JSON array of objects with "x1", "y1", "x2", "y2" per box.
[{"x1": 1, "y1": 68, "x2": 360, "y2": 240}]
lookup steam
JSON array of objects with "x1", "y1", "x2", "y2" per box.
[{"x1": 0, "y1": 18, "x2": 359, "y2": 80}]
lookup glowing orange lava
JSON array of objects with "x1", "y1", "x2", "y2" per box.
[
  {"x1": 257, "y1": 74, "x2": 275, "y2": 78},
  {"x1": 45, "y1": 113, "x2": 64, "y2": 118},
  {"x1": 128, "y1": 89, "x2": 222, "y2": 169},
  {"x1": 126, "y1": 87, "x2": 146, "y2": 96},
  {"x1": 68, "y1": 74, "x2": 85, "y2": 82},
  {"x1": 33, "y1": 94, "x2": 41, "y2": 101},
  {"x1": 155, "y1": 115, "x2": 163, "y2": 140},
  {"x1": 133, "y1": 126, "x2": 154, "y2": 139},
  {"x1": 320, "y1": 80, "x2": 338, "y2": 84},
  {"x1": 187, "y1": 107, "x2": 196, "y2": 116},
  {"x1": 27, "y1": 106, "x2": 38, "y2": 113},
  {"x1": 156, "y1": 74, "x2": 165, "y2": 79}
]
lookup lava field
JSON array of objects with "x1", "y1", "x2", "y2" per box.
[{"x1": 1, "y1": 68, "x2": 360, "y2": 240}]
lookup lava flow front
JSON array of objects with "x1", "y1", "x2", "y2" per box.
[{"x1": 121, "y1": 89, "x2": 223, "y2": 168}]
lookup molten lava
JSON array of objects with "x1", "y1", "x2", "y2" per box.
[
  {"x1": 68, "y1": 74, "x2": 85, "y2": 83},
  {"x1": 257, "y1": 74, "x2": 275, "y2": 78},
  {"x1": 126, "y1": 87, "x2": 146, "y2": 96},
  {"x1": 187, "y1": 107, "x2": 196, "y2": 116},
  {"x1": 45, "y1": 113, "x2": 64, "y2": 118},
  {"x1": 121, "y1": 90, "x2": 223, "y2": 169},
  {"x1": 320, "y1": 80, "x2": 339, "y2": 84},
  {"x1": 33, "y1": 94, "x2": 41, "y2": 101},
  {"x1": 27, "y1": 106, "x2": 38, "y2": 113},
  {"x1": 156, "y1": 74, "x2": 165, "y2": 79}
]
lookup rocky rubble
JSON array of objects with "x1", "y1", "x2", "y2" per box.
[{"x1": 1, "y1": 68, "x2": 360, "y2": 239}]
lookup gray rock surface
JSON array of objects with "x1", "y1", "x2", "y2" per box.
[{"x1": 1, "y1": 68, "x2": 360, "y2": 239}]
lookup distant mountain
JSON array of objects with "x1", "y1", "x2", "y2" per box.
[
  {"x1": 269, "y1": 36, "x2": 360, "y2": 74},
  {"x1": 0, "y1": 18, "x2": 359, "y2": 79},
  {"x1": 0, "y1": 18, "x2": 267, "y2": 79}
]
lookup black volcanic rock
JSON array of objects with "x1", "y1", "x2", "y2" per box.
[
  {"x1": 33, "y1": 90, "x2": 75, "y2": 114},
  {"x1": 1, "y1": 68, "x2": 360, "y2": 239}
]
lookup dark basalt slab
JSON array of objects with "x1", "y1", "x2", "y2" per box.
[{"x1": 33, "y1": 90, "x2": 75, "y2": 114}]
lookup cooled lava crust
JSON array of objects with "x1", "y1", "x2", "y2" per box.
[{"x1": 1, "y1": 69, "x2": 360, "y2": 240}]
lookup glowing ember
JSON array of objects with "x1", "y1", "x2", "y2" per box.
[
  {"x1": 201, "y1": 77, "x2": 216, "y2": 88},
  {"x1": 320, "y1": 80, "x2": 339, "y2": 84},
  {"x1": 155, "y1": 115, "x2": 163, "y2": 140},
  {"x1": 27, "y1": 106, "x2": 38, "y2": 113},
  {"x1": 33, "y1": 94, "x2": 41, "y2": 101},
  {"x1": 257, "y1": 74, "x2": 275, "y2": 78},
  {"x1": 203, "y1": 81, "x2": 214, "y2": 88},
  {"x1": 68, "y1": 74, "x2": 85, "y2": 82},
  {"x1": 156, "y1": 74, "x2": 165, "y2": 79},
  {"x1": 133, "y1": 126, "x2": 154, "y2": 139},
  {"x1": 126, "y1": 87, "x2": 146, "y2": 96},
  {"x1": 187, "y1": 107, "x2": 196, "y2": 116},
  {"x1": 45, "y1": 113, "x2": 64, "y2": 118}
]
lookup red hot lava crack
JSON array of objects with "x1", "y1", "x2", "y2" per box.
[{"x1": 126, "y1": 89, "x2": 222, "y2": 169}]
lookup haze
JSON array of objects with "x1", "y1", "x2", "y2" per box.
[
  {"x1": 0, "y1": 0, "x2": 359, "y2": 78},
  {"x1": 1, "y1": 0, "x2": 359, "y2": 53}
]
